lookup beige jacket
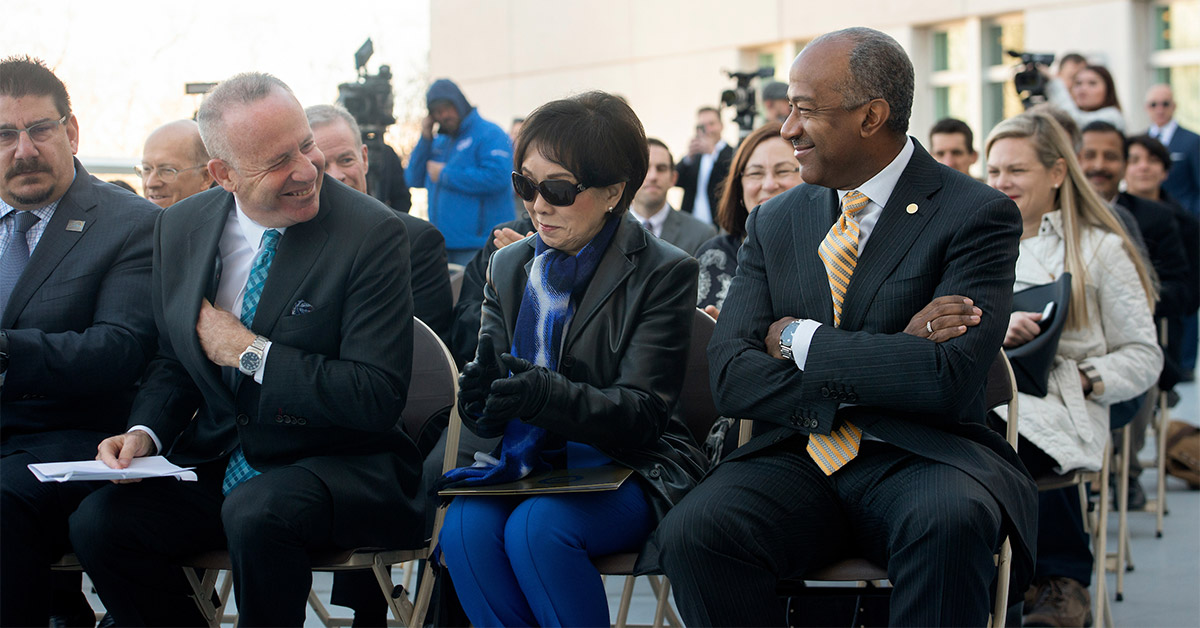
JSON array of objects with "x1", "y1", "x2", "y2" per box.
[{"x1": 1013, "y1": 211, "x2": 1162, "y2": 472}]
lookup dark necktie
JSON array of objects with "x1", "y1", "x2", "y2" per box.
[
  {"x1": 222, "y1": 229, "x2": 281, "y2": 495},
  {"x1": 0, "y1": 211, "x2": 41, "y2": 314}
]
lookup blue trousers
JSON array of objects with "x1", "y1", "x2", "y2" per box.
[{"x1": 440, "y1": 478, "x2": 652, "y2": 627}]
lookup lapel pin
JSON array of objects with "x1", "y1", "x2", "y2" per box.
[
  {"x1": 66, "y1": 220, "x2": 85, "y2": 232},
  {"x1": 905, "y1": 203, "x2": 918, "y2": 214}
]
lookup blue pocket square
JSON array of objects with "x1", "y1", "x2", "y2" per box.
[{"x1": 290, "y1": 299, "x2": 314, "y2": 316}]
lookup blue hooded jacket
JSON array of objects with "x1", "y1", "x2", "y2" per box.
[{"x1": 406, "y1": 79, "x2": 513, "y2": 251}]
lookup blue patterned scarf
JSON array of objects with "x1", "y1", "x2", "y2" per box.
[{"x1": 441, "y1": 215, "x2": 620, "y2": 488}]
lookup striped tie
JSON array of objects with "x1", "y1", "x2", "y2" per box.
[
  {"x1": 808, "y1": 191, "x2": 868, "y2": 475},
  {"x1": 222, "y1": 229, "x2": 280, "y2": 495}
]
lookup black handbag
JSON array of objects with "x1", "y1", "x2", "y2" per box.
[{"x1": 1005, "y1": 273, "x2": 1072, "y2": 397}]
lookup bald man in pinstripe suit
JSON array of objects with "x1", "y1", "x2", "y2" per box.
[{"x1": 652, "y1": 28, "x2": 1037, "y2": 626}]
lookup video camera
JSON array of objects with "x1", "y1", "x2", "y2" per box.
[
  {"x1": 1007, "y1": 50, "x2": 1056, "y2": 109},
  {"x1": 337, "y1": 39, "x2": 395, "y2": 203},
  {"x1": 720, "y1": 67, "x2": 775, "y2": 139}
]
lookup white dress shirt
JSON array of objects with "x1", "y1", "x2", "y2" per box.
[
  {"x1": 637, "y1": 202, "x2": 671, "y2": 238},
  {"x1": 131, "y1": 202, "x2": 287, "y2": 453},
  {"x1": 1149, "y1": 119, "x2": 1178, "y2": 148},
  {"x1": 791, "y1": 137, "x2": 916, "y2": 370}
]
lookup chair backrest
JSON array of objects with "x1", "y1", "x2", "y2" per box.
[
  {"x1": 401, "y1": 317, "x2": 460, "y2": 443},
  {"x1": 986, "y1": 351, "x2": 1020, "y2": 451},
  {"x1": 677, "y1": 308, "x2": 721, "y2": 445}
]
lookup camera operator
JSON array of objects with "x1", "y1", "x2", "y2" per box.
[{"x1": 676, "y1": 106, "x2": 732, "y2": 226}]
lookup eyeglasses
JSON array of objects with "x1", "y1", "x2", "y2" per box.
[
  {"x1": 741, "y1": 165, "x2": 801, "y2": 182},
  {"x1": 1146, "y1": 100, "x2": 1173, "y2": 109},
  {"x1": 134, "y1": 164, "x2": 207, "y2": 182},
  {"x1": 512, "y1": 172, "x2": 590, "y2": 206},
  {"x1": 0, "y1": 115, "x2": 69, "y2": 147}
]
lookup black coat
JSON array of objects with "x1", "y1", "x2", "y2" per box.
[
  {"x1": 675, "y1": 144, "x2": 734, "y2": 222},
  {"x1": 465, "y1": 214, "x2": 707, "y2": 523}
]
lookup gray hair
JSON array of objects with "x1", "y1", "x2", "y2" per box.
[
  {"x1": 305, "y1": 103, "x2": 363, "y2": 147},
  {"x1": 808, "y1": 27, "x2": 914, "y2": 136},
  {"x1": 197, "y1": 72, "x2": 293, "y2": 163}
]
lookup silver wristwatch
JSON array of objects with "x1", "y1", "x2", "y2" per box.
[
  {"x1": 238, "y1": 335, "x2": 269, "y2": 376},
  {"x1": 779, "y1": 320, "x2": 801, "y2": 361}
]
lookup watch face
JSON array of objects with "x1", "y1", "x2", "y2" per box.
[{"x1": 239, "y1": 351, "x2": 261, "y2": 373}]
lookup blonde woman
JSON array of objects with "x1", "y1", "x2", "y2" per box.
[{"x1": 986, "y1": 110, "x2": 1161, "y2": 626}]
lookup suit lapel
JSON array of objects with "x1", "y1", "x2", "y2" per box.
[
  {"x1": 3, "y1": 163, "x2": 96, "y2": 327},
  {"x1": 249, "y1": 200, "x2": 329, "y2": 337},
  {"x1": 565, "y1": 215, "x2": 641, "y2": 347},
  {"x1": 793, "y1": 185, "x2": 839, "y2": 325},
  {"x1": 182, "y1": 193, "x2": 234, "y2": 390},
  {"x1": 658, "y1": 208, "x2": 681, "y2": 244},
  {"x1": 839, "y1": 144, "x2": 943, "y2": 331}
]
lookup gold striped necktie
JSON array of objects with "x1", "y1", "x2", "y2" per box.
[{"x1": 808, "y1": 190, "x2": 868, "y2": 475}]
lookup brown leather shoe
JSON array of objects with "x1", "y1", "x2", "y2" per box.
[{"x1": 1024, "y1": 577, "x2": 1093, "y2": 627}]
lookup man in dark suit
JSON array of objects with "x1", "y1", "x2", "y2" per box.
[
  {"x1": 68, "y1": 73, "x2": 424, "y2": 626},
  {"x1": 676, "y1": 106, "x2": 733, "y2": 225},
  {"x1": 1146, "y1": 84, "x2": 1199, "y2": 218},
  {"x1": 653, "y1": 28, "x2": 1037, "y2": 626},
  {"x1": 307, "y1": 103, "x2": 453, "y2": 344},
  {"x1": 0, "y1": 55, "x2": 160, "y2": 628},
  {"x1": 633, "y1": 139, "x2": 716, "y2": 255}
]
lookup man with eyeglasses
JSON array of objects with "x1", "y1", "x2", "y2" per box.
[
  {"x1": 0, "y1": 55, "x2": 160, "y2": 627},
  {"x1": 631, "y1": 139, "x2": 715, "y2": 256},
  {"x1": 138, "y1": 119, "x2": 213, "y2": 209},
  {"x1": 1145, "y1": 84, "x2": 1198, "y2": 219}
]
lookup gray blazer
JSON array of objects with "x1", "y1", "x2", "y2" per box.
[{"x1": 659, "y1": 206, "x2": 717, "y2": 256}]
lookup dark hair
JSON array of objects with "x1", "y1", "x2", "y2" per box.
[
  {"x1": 1081, "y1": 120, "x2": 1128, "y2": 159},
  {"x1": 0, "y1": 55, "x2": 71, "y2": 117},
  {"x1": 1076, "y1": 65, "x2": 1121, "y2": 112},
  {"x1": 715, "y1": 121, "x2": 783, "y2": 238},
  {"x1": 809, "y1": 27, "x2": 914, "y2": 136},
  {"x1": 929, "y1": 118, "x2": 975, "y2": 152},
  {"x1": 646, "y1": 137, "x2": 674, "y2": 169},
  {"x1": 697, "y1": 106, "x2": 719, "y2": 118},
  {"x1": 514, "y1": 91, "x2": 647, "y2": 216},
  {"x1": 108, "y1": 179, "x2": 137, "y2": 193},
  {"x1": 1126, "y1": 134, "x2": 1172, "y2": 170}
]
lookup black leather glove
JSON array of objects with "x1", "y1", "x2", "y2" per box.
[
  {"x1": 485, "y1": 353, "x2": 554, "y2": 422},
  {"x1": 458, "y1": 334, "x2": 504, "y2": 420}
]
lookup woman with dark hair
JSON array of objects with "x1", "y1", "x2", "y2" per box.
[
  {"x1": 1127, "y1": 134, "x2": 1184, "y2": 209},
  {"x1": 694, "y1": 121, "x2": 800, "y2": 317},
  {"x1": 437, "y1": 91, "x2": 706, "y2": 627},
  {"x1": 1043, "y1": 63, "x2": 1125, "y2": 131}
]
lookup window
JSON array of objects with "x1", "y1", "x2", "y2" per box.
[
  {"x1": 1151, "y1": 0, "x2": 1200, "y2": 129},
  {"x1": 982, "y1": 17, "x2": 1026, "y2": 137}
]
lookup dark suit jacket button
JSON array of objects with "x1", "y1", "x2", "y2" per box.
[
  {"x1": 237, "y1": 414, "x2": 250, "y2": 426},
  {"x1": 839, "y1": 392, "x2": 848, "y2": 401},
  {"x1": 297, "y1": 417, "x2": 307, "y2": 426},
  {"x1": 648, "y1": 466, "x2": 662, "y2": 479},
  {"x1": 848, "y1": 393, "x2": 858, "y2": 402},
  {"x1": 808, "y1": 419, "x2": 818, "y2": 429},
  {"x1": 562, "y1": 355, "x2": 575, "y2": 368},
  {"x1": 820, "y1": 387, "x2": 830, "y2": 398},
  {"x1": 273, "y1": 415, "x2": 283, "y2": 423}
]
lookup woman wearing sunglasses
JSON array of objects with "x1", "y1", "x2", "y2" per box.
[
  {"x1": 438, "y1": 91, "x2": 706, "y2": 627},
  {"x1": 695, "y1": 121, "x2": 801, "y2": 318}
]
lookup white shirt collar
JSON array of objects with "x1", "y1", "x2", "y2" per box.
[
  {"x1": 838, "y1": 136, "x2": 915, "y2": 210},
  {"x1": 233, "y1": 199, "x2": 287, "y2": 250},
  {"x1": 639, "y1": 202, "x2": 671, "y2": 236},
  {"x1": 1150, "y1": 119, "x2": 1178, "y2": 145}
]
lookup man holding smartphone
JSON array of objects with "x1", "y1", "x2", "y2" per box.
[{"x1": 675, "y1": 106, "x2": 733, "y2": 225}]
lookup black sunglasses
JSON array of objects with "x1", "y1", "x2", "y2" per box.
[{"x1": 512, "y1": 171, "x2": 589, "y2": 207}]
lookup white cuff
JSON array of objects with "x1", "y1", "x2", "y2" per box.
[
  {"x1": 128, "y1": 425, "x2": 162, "y2": 455},
  {"x1": 790, "y1": 319, "x2": 822, "y2": 371},
  {"x1": 253, "y1": 341, "x2": 272, "y2": 385}
]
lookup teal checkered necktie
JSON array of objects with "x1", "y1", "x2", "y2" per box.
[{"x1": 222, "y1": 229, "x2": 281, "y2": 495}]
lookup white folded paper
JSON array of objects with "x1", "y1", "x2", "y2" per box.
[{"x1": 28, "y1": 456, "x2": 197, "y2": 483}]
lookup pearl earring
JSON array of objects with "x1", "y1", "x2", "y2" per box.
[{"x1": 606, "y1": 207, "x2": 613, "y2": 213}]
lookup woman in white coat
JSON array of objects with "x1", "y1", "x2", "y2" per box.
[{"x1": 986, "y1": 110, "x2": 1161, "y2": 626}]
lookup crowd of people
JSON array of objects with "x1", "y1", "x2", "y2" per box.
[{"x1": 1, "y1": 23, "x2": 1197, "y2": 628}]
